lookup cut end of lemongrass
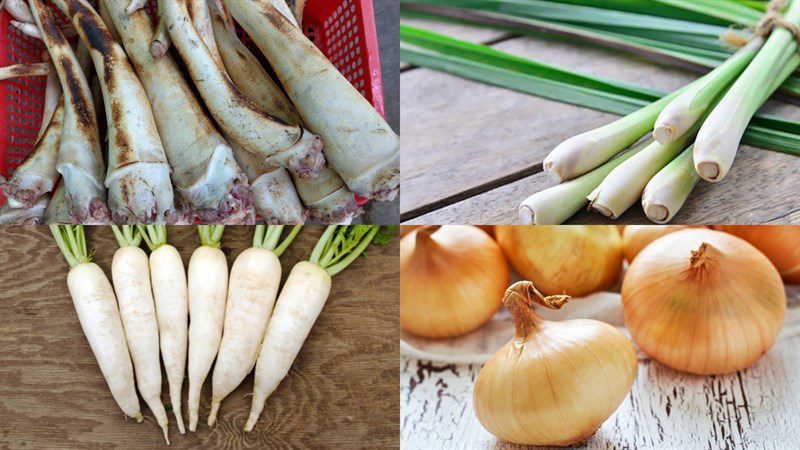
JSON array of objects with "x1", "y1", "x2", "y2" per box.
[
  {"x1": 652, "y1": 125, "x2": 674, "y2": 145},
  {"x1": 643, "y1": 201, "x2": 670, "y2": 224},
  {"x1": 519, "y1": 205, "x2": 536, "y2": 225},
  {"x1": 542, "y1": 160, "x2": 562, "y2": 184},
  {"x1": 591, "y1": 204, "x2": 615, "y2": 218},
  {"x1": 696, "y1": 161, "x2": 721, "y2": 182}
]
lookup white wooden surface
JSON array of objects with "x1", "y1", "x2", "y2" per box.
[{"x1": 400, "y1": 291, "x2": 800, "y2": 450}]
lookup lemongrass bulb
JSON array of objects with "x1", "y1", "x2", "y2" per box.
[
  {"x1": 622, "y1": 225, "x2": 704, "y2": 263},
  {"x1": 622, "y1": 229, "x2": 786, "y2": 375},
  {"x1": 714, "y1": 225, "x2": 800, "y2": 283},
  {"x1": 495, "y1": 226, "x2": 622, "y2": 297},
  {"x1": 400, "y1": 225, "x2": 509, "y2": 338},
  {"x1": 474, "y1": 281, "x2": 637, "y2": 446}
]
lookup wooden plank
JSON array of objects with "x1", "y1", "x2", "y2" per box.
[
  {"x1": 400, "y1": 297, "x2": 800, "y2": 450},
  {"x1": 406, "y1": 146, "x2": 800, "y2": 225},
  {"x1": 768, "y1": 210, "x2": 800, "y2": 224},
  {"x1": 0, "y1": 226, "x2": 399, "y2": 449},
  {"x1": 399, "y1": 30, "x2": 800, "y2": 223}
]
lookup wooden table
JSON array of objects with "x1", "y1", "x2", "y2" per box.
[
  {"x1": 400, "y1": 289, "x2": 800, "y2": 450},
  {"x1": 0, "y1": 226, "x2": 399, "y2": 449},
  {"x1": 399, "y1": 18, "x2": 800, "y2": 225}
]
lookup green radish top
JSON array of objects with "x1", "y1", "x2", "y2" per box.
[
  {"x1": 111, "y1": 226, "x2": 143, "y2": 248},
  {"x1": 309, "y1": 225, "x2": 396, "y2": 277},
  {"x1": 252, "y1": 225, "x2": 302, "y2": 257},
  {"x1": 138, "y1": 225, "x2": 168, "y2": 251},
  {"x1": 198, "y1": 225, "x2": 225, "y2": 249},
  {"x1": 51, "y1": 225, "x2": 94, "y2": 269}
]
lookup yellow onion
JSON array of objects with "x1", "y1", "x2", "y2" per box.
[
  {"x1": 495, "y1": 226, "x2": 622, "y2": 297},
  {"x1": 477, "y1": 225, "x2": 495, "y2": 237},
  {"x1": 400, "y1": 225, "x2": 509, "y2": 338},
  {"x1": 714, "y1": 225, "x2": 800, "y2": 283},
  {"x1": 622, "y1": 229, "x2": 786, "y2": 375},
  {"x1": 473, "y1": 281, "x2": 637, "y2": 446},
  {"x1": 622, "y1": 225, "x2": 705, "y2": 263},
  {"x1": 400, "y1": 225, "x2": 420, "y2": 238}
]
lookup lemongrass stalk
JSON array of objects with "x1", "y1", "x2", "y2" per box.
[
  {"x1": 694, "y1": 0, "x2": 800, "y2": 182},
  {"x1": 542, "y1": 91, "x2": 683, "y2": 183},
  {"x1": 519, "y1": 138, "x2": 652, "y2": 224},
  {"x1": 589, "y1": 125, "x2": 697, "y2": 219},
  {"x1": 641, "y1": 145, "x2": 699, "y2": 223},
  {"x1": 653, "y1": 38, "x2": 763, "y2": 144},
  {"x1": 642, "y1": 44, "x2": 797, "y2": 223}
]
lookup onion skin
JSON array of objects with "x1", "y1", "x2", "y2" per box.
[
  {"x1": 714, "y1": 225, "x2": 800, "y2": 284},
  {"x1": 622, "y1": 229, "x2": 786, "y2": 375},
  {"x1": 622, "y1": 225, "x2": 705, "y2": 263},
  {"x1": 474, "y1": 281, "x2": 637, "y2": 446},
  {"x1": 400, "y1": 226, "x2": 509, "y2": 338},
  {"x1": 401, "y1": 225, "x2": 493, "y2": 239},
  {"x1": 400, "y1": 225, "x2": 419, "y2": 238},
  {"x1": 495, "y1": 226, "x2": 622, "y2": 297}
]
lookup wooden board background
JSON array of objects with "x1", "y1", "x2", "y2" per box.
[
  {"x1": 0, "y1": 226, "x2": 399, "y2": 449},
  {"x1": 399, "y1": 18, "x2": 800, "y2": 225},
  {"x1": 400, "y1": 287, "x2": 800, "y2": 450}
]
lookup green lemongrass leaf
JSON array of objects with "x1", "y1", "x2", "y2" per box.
[
  {"x1": 531, "y1": 0, "x2": 734, "y2": 25},
  {"x1": 401, "y1": 3, "x2": 800, "y2": 97},
  {"x1": 519, "y1": 138, "x2": 653, "y2": 224},
  {"x1": 401, "y1": 44, "x2": 645, "y2": 114},
  {"x1": 737, "y1": 0, "x2": 767, "y2": 11},
  {"x1": 653, "y1": 0, "x2": 762, "y2": 25},
  {"x1": 694, "y1": 0, "x2": 800, "y2": 182},
  {"x1": 404, "y1": 0, "x2": 729, "y2": 36},
  {"x1": 401, "y1": 25, "x2": 659, "y2": 99},
  {"x1": 401, "y1": 7, "x2": 733, "y2": 66},
  {"x1": 399, "y1": 25, "x2": 800, "y2": 155},
  {"x1": 642, "y1": 145, "x2": 699, "y2": 224}
]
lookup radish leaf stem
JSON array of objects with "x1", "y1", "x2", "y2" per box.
[
  {"x1": 198, "y1": 225, "x2": 225, "y2": 248},
  {"x1": 51, "y1": 225, "x2": 92, "y2": 268},
  {"x1": 310, "y1": 226, "x2": 381, "y2": 277},
  {"x1": 252, "y1": 225, "x2": 303, "y2": 256}
]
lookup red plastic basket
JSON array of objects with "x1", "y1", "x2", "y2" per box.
[{"x1": 0, "y1": 0, "x2": 384, "y2": 207}]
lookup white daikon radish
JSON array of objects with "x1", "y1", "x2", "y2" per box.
[
  {"x1": 110, "y1": 226, "x2": 170, "y2": 444},
  {"x1": 208, "y1": 225, "x2": 302, "y2": 426},
  {"x1": 50, "y1": 225, "x2": 142, "y2": 421},
  {"x1": 187, "y1": 225, "x2": 229, "y2": 431},
  {"x1": 245, "y1": 225, "x2": 384, "y2": 431},
  {"x1": 139, "y1": 225, "x2": 188, "y2": 435}
]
